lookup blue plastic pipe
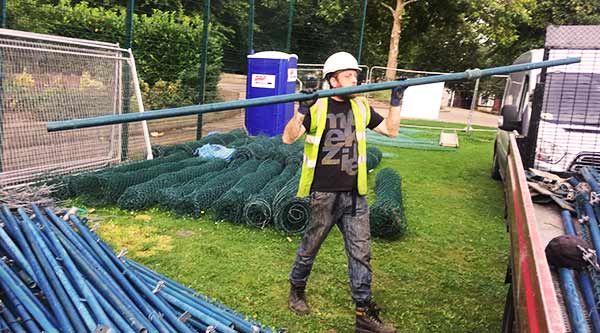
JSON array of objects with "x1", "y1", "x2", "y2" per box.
[
  {"x1": 44, "y1": 210, "x2": 157, "y2": 333},
  {"x1": 68, "y1": 215, "x2": 176, "y2": 333},
  {"x1": 45, "y1": 214, "x2": 152, "y2": 333},
  {"x1": 47, "y1": 57, "x2": 581, "y2": 131},
  {"x1": 17, "y1": 208, "x2": 84, "y2": 333},
  {"x1": 561, "y1": 210, "x2": 600, "y2": 333},
  {"x1": 31, "y1": 204, "x2": 113, "y2": 331},
  {"x1": 0, "y1": 221, "x2": 35, "y2": 278},
  {"x1": 0, "y1": 206, "x2": 68, "y2": 331},
  {"x1": 0, "y1": 260, "x2": 58, "y2": 333},
  {"x1": 0, "y1": 279, "x2": 41, "y2": 333},
  {"x1": 0, "y1": 299, "x2": 27, "y2": 333}
]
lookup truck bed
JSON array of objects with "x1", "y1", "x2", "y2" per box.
[{"x1": 505, "y1": 133, "x2": 569, "y2": 332}]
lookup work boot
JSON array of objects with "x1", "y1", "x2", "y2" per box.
[
  {"x1": 356, "y1": 302, "x2": 397, "y2": 333},
  {"x1": 288, "y1": 284, "x2": 310, "y2": 315}
]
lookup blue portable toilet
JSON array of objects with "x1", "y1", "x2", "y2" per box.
[{"x1": 245, "y1": 51, "x2": 298, "y2": 137}]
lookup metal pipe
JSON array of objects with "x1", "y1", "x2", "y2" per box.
[
  {"x1": 0, "y1": 0, "x2": 5, "y2": 28},
  {"x1": 0, "y1": 260, "x2": 58, "y2": 332},
  {"x1": 0, "y1": 221, "x2": 35, "y2": 278},
  {"x1": 45, "y1": 211, "x2": 156, "y2": 333},
  {"x1": 17, "y1": 208, "x2": 84, "y2": 333},
  {"x1": 0, "y1": 206, "x2": 66, "y2": 330},
  {"x1": 44, "y1": 209, "x2": 155, "y2": 332},
  {"x1": 465, "y1": 78, "x2": 480, "y2": 133},
  {"x1": 48, "y1": 57, "x2": 581, "y2": 132},
  {"x1": 286, "y1": 0, "x2": 295, "y2": 52},
  {"x1": 155, "y1": 292, "x2": 237, "y2": 333},
  {"x1": 95, "y1": 242, "x2": 194, "y2": 333},
  {"x1": 121, "y1": 0, "x2": 135, "y2": 160},
  {"x1": 68, "y1": 215, "x2": 169, "y2": 333},
  {"x1": 129, "y1": 261, "x2": 260, "y2": 333},
  {"x1": 31, "y1": 204, "x2": 113, "y2": 330},
  {"x1": 87, "y1": 280, "x2": 137, "y2": 333},
  {"x1": 196, "y1": 0, "x2": 211, "y2": 140},
  {"x1": 248, "y1": 0, "x2": 254, "y2": 54},
  {"x1": 0, "y1": 277, "x2": 42, "y2": 333},
  {"x1": 561, "y1": 210, "x2": 600, "y2": 332},
  {"x1": 53, "y1": 225, "x2": 149, "y2": 333},
  {"x1": 357, "y1": 0, "x2": 367, "y2": 64},
  {"x1": 0, "y1": 301, "x2": 27, "y2": 333}
]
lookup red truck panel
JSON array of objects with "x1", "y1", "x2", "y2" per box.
[{"x1": 506, "y1": 134, "x2": 566, "y2": 332}]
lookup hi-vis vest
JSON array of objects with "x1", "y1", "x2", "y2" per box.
[{"x1": 296, "y1": 96, "x2": 371, "y2": 197}]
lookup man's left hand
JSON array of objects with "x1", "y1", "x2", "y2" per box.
[{"x1": 390, "y1": 77, "x2": 408, "y2": 107}]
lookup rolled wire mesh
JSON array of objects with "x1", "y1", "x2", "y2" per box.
[
  {"x1": 62, "y1": 151, "x2": 190, "y2": 199},
  {"x1": 272, "y1": 171, "x2": 310, "y2": 234},
  {"x1": 242, "y1": 162, "x2": 300, "y2": 229},
  {"x1": 366, "y1": 146, "x2": 383, "y2": 171},
  {"x1": 233, "y1": 136, "x2": 281, "y2": 161},
  {"x1": 366, "y1": 131, "x2": 453, "y2": 151},
  {"x1": 156, "y1": 169, "x2": 223, "y2": 210},
  {"x1": 212, "y1": 160, "x2": 283, "y2": 223},
  {"x1": 117, "y1": 159, "x2": 228, "y2": 211},
  {"x1": 370, "y1": 168, "x2": 407, "y2": 239},
  {"x1": 82, "y1": 156, "x2": 202, "y2": 205},
  {"x1": 152, "y1": 129, "x2": 247, "y2": 157},
  {"x1": 176, "y1": 159, "x2": 262, "y2": 217}
]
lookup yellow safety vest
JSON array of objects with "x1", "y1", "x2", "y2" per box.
[{"x1": 296, "y1": 96, "x2": 371, "y2": 197}]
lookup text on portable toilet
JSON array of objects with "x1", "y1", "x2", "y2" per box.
[{"x1": 251, "y1": 74, "x2": 276, "y2": 88}]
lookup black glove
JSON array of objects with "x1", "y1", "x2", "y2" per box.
[
  {"x1": 298, "y1": 88, "x2": 318, "y2": 115},
  {"x1": 390, "y1": 77, "x2": 408, "y2": 107}
]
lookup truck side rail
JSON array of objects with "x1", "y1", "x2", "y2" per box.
[{"x1": 506, "y1": 133, "x2": 566, "y2": 332}]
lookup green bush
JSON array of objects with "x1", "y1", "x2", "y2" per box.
[
  {"x1": 8, "y1": 0, "x2": 225, "y2": 106},
  {"x1": 140, "y1": 79, "x2": 194, "y2": 110}
]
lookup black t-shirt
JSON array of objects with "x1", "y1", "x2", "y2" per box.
[{"x1": 302, "y1": 97, "x2": 384, "y2": 192}]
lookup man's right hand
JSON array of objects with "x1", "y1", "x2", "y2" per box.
[{"x1": 298, "y1": 88, "x2": 318, "y2": 115}]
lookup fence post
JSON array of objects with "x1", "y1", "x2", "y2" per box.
[
  {"x1": 1, "y1": 0, "x2": 6, "y2": 28},
  {"x1": 248, "y1": 0, "x2": 254, "y2": 54},
  {"x1": 286, "y1": 0, "x2": 295, "y2": 52},
  {"x1": 357, "y1": 0, "x2": 368, "y2": 64},
  {"x1": 465, "y1": 78, "x2": 480, "y2": 133},
  {"x1": 121, "y1": 0, "x2": 134, "y2": 161},
  {"x1": 196, "y1": 0, "x2": 211, "y2": 140}
]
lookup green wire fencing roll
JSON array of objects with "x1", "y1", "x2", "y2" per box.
[
  {"x1": 117, "y1": 159, "x2": 228, "y2": 211},
  {"x1": 212, "y1": 160, "x2": 284, "y2": 223},
  {"x1": 233, "y1": 136, "x2": 282, "y2": 161},
  {"x1": 60, "y1": 151, "x2": 190, "y2": 199},
  {"x1": 175, "y1": 159, "x2": 262, "y2": 217},
  {"x1": 366, "y1": 146, "x2": 383, "y2": 171},
  {"x1": 272, "y1": 171, "x2": 310, "y2": 234},
  {"x1": 366, "y1": 130, "x2": 454, "y2": 151},
  {"x1": 152, "y1": 128, "x2": 248, "y2": 157},
  {"x1": 242, "y1": 162, "x2": 300, "y2": 229},
  {"x1": 93, "y1": 157, "x2": 205, "y2": 206},
  {"x1": 370, "y1": 167, "x2": 407, "y2": 239},
  {"x1": 156, "y1": 169, "x2": 223, "y2": 210}
]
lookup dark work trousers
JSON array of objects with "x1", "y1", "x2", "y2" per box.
[{"x1": 288, "y1": 191, "x2": 372, "y2": 304}]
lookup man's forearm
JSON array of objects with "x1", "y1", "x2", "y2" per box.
[
  {"x1": 384, "y1": 105, "x2": 402, "y2": 137},
  {"x1": 282, "y1": 112, "x2": 306, "y2": 144}
]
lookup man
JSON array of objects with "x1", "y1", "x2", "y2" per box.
[{"x1": 282, "y1": 51, "x2": 404, "y2": 333}]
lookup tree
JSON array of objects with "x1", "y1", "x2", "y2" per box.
[{"x1": 382, "y1": 0, "x2": 419, "y2": 80}]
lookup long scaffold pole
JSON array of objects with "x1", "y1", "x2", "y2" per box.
[{"x1": 48, "y1": 57, "x2": 580, "y2": 132}]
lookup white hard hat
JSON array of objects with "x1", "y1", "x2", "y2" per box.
[{"x1": 322, "y1": 52, "x2": 361, "y2": 79}]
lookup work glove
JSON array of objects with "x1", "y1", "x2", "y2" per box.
[
  {"x1": 298, "y1": 88, "x2": 318, "y2": 115},
  {"x1": 390, "y1": 77, "x2": 408, "y2": 107}
]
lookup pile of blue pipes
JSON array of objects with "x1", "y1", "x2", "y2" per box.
[{"x1": 0, "y1": 204, "x2": 274, "y2": 333}]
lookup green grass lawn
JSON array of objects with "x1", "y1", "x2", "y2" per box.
[{"x1": 89, "y1": 120, "x2": 508, "y2": 333}]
